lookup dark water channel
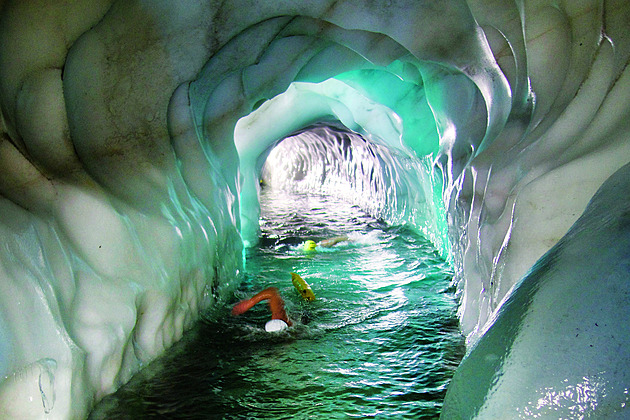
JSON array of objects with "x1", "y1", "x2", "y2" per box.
[{"x1": 90, "y1": 190, "x2": 464, "y2": 419}]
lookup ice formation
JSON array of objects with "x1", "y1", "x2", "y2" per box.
[{"x1": 0, "y1": 1, "x2": 628, "y2": 418}]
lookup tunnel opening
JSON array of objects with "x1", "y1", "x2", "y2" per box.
[
  {"x1": 233, "y1": 76, "x2": 453, "y2": 258},
  {"x1": 254, "y1": 122, "x2": 446, "y2": 249},
  {"x1": 261, "y1": 123, "x2": 403, "y2": 214}
]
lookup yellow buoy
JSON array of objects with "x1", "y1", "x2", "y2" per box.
[{"x1": 291, "y1": 272, "x2": 315, "y2": 301}]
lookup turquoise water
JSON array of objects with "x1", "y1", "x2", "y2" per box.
[{"x1": 90, "y1": 189, "x2": 464, "y2": 419}]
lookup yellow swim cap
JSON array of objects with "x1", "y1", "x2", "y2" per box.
[{"x1": 304, "y1": 240, "x2": 317, "y2": 251}]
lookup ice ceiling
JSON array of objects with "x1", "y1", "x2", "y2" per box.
[{"x1": 0, "y1": 1, "x2": 629, "y2": 418}]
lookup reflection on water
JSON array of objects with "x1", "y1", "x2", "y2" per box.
[{"x1": 90, "y1": 189, "x2": 464, "y2": 419}]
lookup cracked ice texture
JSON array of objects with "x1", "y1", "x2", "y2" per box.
[{"x1": 0, "y1": 0, "x2": 628, "y2": 418}]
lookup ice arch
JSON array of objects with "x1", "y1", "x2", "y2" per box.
[
  {"x1": 235, "y1": 78, "x2": 449, "y2": 255},
  {"x1": 0, "y1": 1, "x2": 629, "y2": 418}
]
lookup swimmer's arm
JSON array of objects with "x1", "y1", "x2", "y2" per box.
[
  {"x1": 231, "y1": 287, "x2": 292, "y2": 326},
  {"x1": 318, "y1": 235, "x2": 349, "y2": 248}
]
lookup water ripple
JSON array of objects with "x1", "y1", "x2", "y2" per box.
[{"x1": 89, "y1": 191, "x2": 464, "y2": 419}]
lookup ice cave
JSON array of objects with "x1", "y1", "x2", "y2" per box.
[{"x1": 0, "y1": 0, "x2": 629, "y2": 418}]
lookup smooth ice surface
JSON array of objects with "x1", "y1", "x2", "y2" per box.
[{"x1": 0, "y1": 1, "x2": 629, "y2": 418}]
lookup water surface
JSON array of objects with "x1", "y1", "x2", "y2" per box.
[{"x1": 90, "y1": 190, "x2": 464, "y2": 419}]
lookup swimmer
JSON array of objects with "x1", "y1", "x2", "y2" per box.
[
  {"x1": 231, "y1": 287, "x2": 292, "y2": 332},
  {"x1": 303, "y1": 235, "x2": 350, "y2": 251}
]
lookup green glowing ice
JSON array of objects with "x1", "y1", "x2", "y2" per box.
[{"x1": 334, "y1": 66, "x2": 440, "y2": 158}]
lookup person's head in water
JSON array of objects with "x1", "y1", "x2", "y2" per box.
[
  {"x1": 303, "y1": 235, "x2": 350, "y2": 251},
  {"x1": 304, "y1": 240, "x2": 317, "y2": 251},
  {"x1": 231, "y1": 287, "x2": 292, "y2": 332}
]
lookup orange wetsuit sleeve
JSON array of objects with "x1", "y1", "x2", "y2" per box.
[{"x1": 231, "y1": 287, "x2": 292, "y2": 326}]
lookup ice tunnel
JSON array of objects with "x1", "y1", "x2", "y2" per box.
[{"x1": 0, "y1": 0, "x2": 629, "y2": 418}]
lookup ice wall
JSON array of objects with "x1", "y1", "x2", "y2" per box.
[
  {"x1": 0, "y1": 0, "x2": 628, "y2": 418},
  {"x1": 442, "y1": 162, "x2": 630, "y2": 418}
]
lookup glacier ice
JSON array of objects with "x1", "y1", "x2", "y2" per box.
[
  {"x1": 0, "y1": 0, "x2": 628, "y2": 418},
  {"x1": 442, "y1": 162, "x2": 630, "y2": 418}
]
